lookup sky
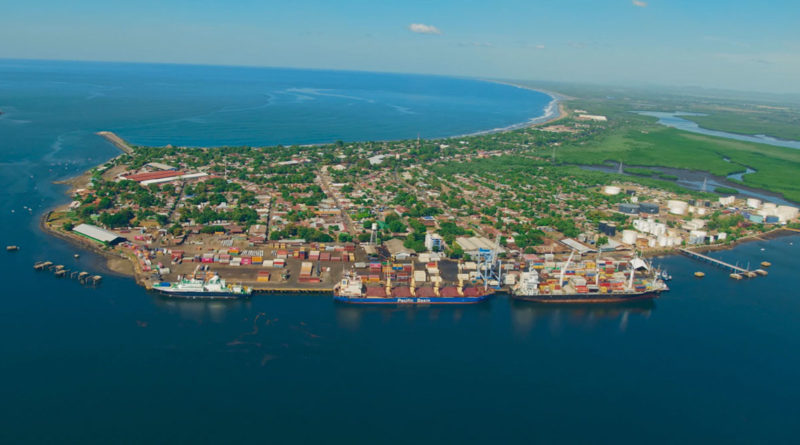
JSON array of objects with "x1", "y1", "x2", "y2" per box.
[{"x1": 2, "y1": 0, "x2": 799, "y2": 94}]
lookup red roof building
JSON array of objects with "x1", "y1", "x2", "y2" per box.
[{"x1": 124, "y1": 171, "x2": 185, "y2": 182}]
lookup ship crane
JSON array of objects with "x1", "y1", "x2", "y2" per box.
[
  {"x1": 559, "y1": 250, "x2": 575, "y2": 289},
  {"x1": 475, "y1": 236, "x2": 504, "y2": 289}
]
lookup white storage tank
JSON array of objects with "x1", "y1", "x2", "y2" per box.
[
  {"x1": 622, "y1": 230, "x2": 638, "y2": 245},
  {"x1": 667, "y1": 200, "x2": 688, "y2": 215},
  {"x1": 746, "y1": 198, "x2": 762, "y2": 209},
  {"x1": 689, "y1": 230, "x2": 707, "y2": 245},
  {"x1": 603, "y1": 185, "x2": 621, "y2": 196},
  {"x1": 776, "y1": 205, "x2": 799, "y2": 222}
]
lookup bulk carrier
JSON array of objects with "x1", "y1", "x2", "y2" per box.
[
  {"x1": 511, "y1": 252, "x2": 668, "y2": 303},
  {"x1": 334, "y1": 270, "x2": 493, "y2": 304}
]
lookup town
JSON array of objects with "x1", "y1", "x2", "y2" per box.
[{"x1": 44, "y1": 109, "x2": 800, "y2": 294}]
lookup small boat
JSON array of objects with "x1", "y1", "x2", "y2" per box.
[
  {"x1": 74, "y1": 254, "x2": 80, "y2": 259},
  {"x1": 761, "y1": 261, "x2": 771, "y2": 267},
  {"x1": 6, "y1": 245, "x2": 19, "y2": 252},
  {"x1": 729, "y1": 273, "x2": 742, "y2": 280},
  {"x1": 694, "y1": 271, "x2": 705, "y2": 278}
]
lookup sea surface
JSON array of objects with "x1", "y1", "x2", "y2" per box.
[{"x1": 2, "y1": 60, "x2": 800, "y2": 443}]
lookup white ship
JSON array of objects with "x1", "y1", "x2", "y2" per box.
[
  {"x1": 333, "y1": 270, "x2": 364, "y2": 298},
  {"x1": 155, "y1": 269, "x2": 251, "y2": 299}
]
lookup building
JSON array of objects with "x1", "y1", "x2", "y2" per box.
[
  {"x1": 577, "y1": 114, "x2": 608, "y2": 122},
  {"x1": 420, "y1": 215, "x2": 437, "y2": 227},
  {"x1": 123, "y1": 170, "x2": 185, "y2": 182},
  {"x1": 385, "y1": 238, "x2": 414, "y2": 260},
  {"x1": 455, "y1": 236, "x2": 503, "y2": 256},
  {"x1": 145, "y1": 162, "x2": 176, "y2": 171},
  {"x1": 560, "y1": 238, "x2": 595, "y2": 255},
  {"x1": 424, "y1": 233, "x2": 443, "y2": 252},
  {"x1": 72, "y1": 223, "x2": 124, "y2": 245},
  {"x1": 248, "y1": 224, "x2": 268, "y2": 239}
]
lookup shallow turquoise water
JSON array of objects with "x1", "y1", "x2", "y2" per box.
[{"x1": 1, "y1": 60, "x2": 800, "y2": 444}]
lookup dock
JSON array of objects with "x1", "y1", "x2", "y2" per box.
[
  {"x1": 33, "y1": 260, "x2": 102, "y2": 286},
  {"x1": 679, "y1": 248, "x2": 763, "y2": 278}
]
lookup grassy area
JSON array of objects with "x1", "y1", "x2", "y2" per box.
[
  {"x1": 556, "y1": 125, "x2": 800, "y2": 202},
  {"x1": 683, "y1": 110, "x2": 800, "y2": 141},
  {"x1": 714, "y1": 186, "x2": 738, "y2": 195}
]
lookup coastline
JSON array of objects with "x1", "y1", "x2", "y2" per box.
[
  {"x1": 39, "y1": 210, "x2": 139, "y2": 279},
  {"x1": 37, "y1": 77, "x2": 571, "y2": 289},
  {"x1": 43, "y1": 111, "x2": 792, "y2": 294},
  {"x1": 458, "y1": 81, "x2": 569, "y2": 138},
  {"x1": 641, "y1": 227, "x2": 799, "y2": 260},
  {"x1": 43, "y1": 134, "x2": 144, "y2": 281},
  {"x1": 96, "y1": 131, "x2": 134, "y2": 154}
]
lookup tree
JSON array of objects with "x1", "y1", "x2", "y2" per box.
[
  {"x1": 169, "y1": 224, "x2": 184, "y2": 236},
  {"x1": 448, "y1": 243, "x2": 464, "y2": 259},
  {"x1": 99, "y1": 209, "x2": 134, "y2": 228}
]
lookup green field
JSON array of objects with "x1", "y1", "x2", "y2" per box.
[
  {"x1": 683, "y1": 110, "x2": 800, "y2": 141},
  {"x1": 556, "y1": 125, "x2": 800, "y2": 203}
]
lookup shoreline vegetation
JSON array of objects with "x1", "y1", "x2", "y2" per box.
[{"x1": 39, "y1": 81, "x2": 800, "y2": 293}]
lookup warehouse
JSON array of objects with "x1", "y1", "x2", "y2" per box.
[{"x1": 72, "y1": 223, "x2": 125, "y2": 245}]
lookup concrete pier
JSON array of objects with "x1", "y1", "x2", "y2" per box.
[{"x1": 678, "y1": 248, "x2": 757, "y2": 276}]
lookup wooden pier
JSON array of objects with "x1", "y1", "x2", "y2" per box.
[
  {"x1": 679, "y1": 248, "x2": 766, "y2": 278},
  {"x1": 33, "y1": 260, "x2": 102, "y2": 286}
]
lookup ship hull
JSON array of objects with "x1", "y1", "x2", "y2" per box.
[
  {"x1": 511, "y1": 290, "x2": 664, "y2": 304},
  {"x1": 333, "y1": 295, "x2": 490, "y2": 304},
  {"x1": 155, "y1": 289, "x2": 250, "y2": 300}
]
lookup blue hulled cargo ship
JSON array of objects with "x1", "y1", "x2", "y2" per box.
[{"x1": 333, "y1": 270, "x2": 493, "y2": 304}]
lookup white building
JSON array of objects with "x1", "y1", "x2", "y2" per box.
[{"x1": 424, "y1": 233, "x2": 444, "y2": 252}]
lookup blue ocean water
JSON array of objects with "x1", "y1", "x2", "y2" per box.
[{"x1": 2, "y1": 60, "x2": 800, "y2": 443}]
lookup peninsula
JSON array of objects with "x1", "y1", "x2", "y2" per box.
[{"x1": 42, "y1": 89, "x2": 800, "y2": 296}]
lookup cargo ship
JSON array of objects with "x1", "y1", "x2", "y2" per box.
[
  {"x1": 511, "y1": 252, "x2": 668, "y2": 303},
  {"x1": 154, "y1": 269, "x2": 251, "y2": 299},
  {"x1": 334, "y1": 270, "x2": 493, "y2": 304}
]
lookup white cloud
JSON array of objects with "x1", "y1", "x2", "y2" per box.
[
  {"x1": 632, "y1": 0, "x2": 647, "y2": 7},
  {"x1": 408, "y1": 23, "x2": 442, "y2": 35}
]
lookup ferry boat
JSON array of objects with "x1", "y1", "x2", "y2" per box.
[
  {"x1": 334, "y1": 270, "x2": 493, "y2": 304},
  {"x1": 154, "y1": 271, "x2": 251, "y2": 299},
  {"x1": 511, "y1": 252, "x2": 668, "y2": 303}
]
